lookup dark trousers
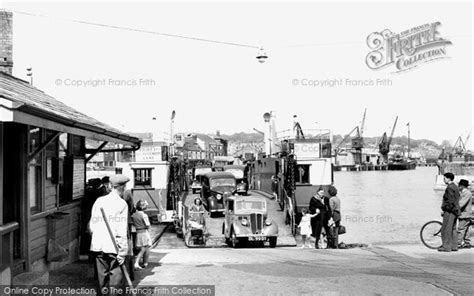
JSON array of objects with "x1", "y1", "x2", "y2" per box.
[
  {"x1": 440, "y1": 211, "x2": 458, "y2": 251},
  {"x1": 331, "y1": 211, "x2": 341, "y2": 248},
  {"x1": 95, "y1": 252, "x2": 125, "y2": 295},
  {"x1": 311, "y1": 212, "x2": 328, "y2": 248},
  {"x1": 457, "y1": 218, "x2": 471, "y2": 246}
]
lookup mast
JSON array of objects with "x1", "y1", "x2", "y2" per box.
[{"x1": 407, "y1": 122, "x2": 410, "y2": 159}]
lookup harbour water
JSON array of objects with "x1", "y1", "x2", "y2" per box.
[{"x1": 335, "y1": 166, "x2": 444, "y2": 245}]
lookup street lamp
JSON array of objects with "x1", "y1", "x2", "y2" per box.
[
  {"x1": 263, "y1": 112, "x2": 271, "y2": 123},
  {"x1": 263, "y1": 112, "x2": 272, "y2": 155},
  {"x1": 170, "y1": 110, "x2": 176, "y2": 157},
  {"x1": 256, "y1": 48, "x2": 268, "y2": 63},
  {"x1": 26, "y1": 67, "x2": 33, "y2": 85}
]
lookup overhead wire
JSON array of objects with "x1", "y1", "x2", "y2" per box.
[
  {"x1": 8, "y1": 10, "x2": 474, "y2": 51},
  {"x1": 10, "y1": 10, "x2": 261, "y2": 49}
]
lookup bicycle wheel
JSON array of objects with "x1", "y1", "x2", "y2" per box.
[{"x1": 420, "y1": 220, "x2": 442, "y2": 249}]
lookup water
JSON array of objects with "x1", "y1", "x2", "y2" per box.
[{"x1": 335, "y1": 166, "x2": 443, "y2": 245}]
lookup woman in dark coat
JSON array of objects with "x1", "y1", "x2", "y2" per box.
[{"x1": 309, "y1": 187, "x2": 328, "y2": 248}]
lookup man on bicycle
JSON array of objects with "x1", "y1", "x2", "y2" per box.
[{"x1": 457, "y1": 179, "x2": 472, "y2": 249}]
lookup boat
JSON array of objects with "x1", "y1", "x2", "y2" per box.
[
  {"x1": 434, "y1": 134, "x2": 474, "y2": 193},
  {"x1": 387, "y1": 155, "x2": 416, "y2": 170},
  {"x1": 386, "y1": 122, "x2": 416, "y2": 171},
  {"x1": 434, "y1": 154, "x2": 474, "y2": 193}
]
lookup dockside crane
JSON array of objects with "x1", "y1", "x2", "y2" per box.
[
  {"x1": 379, "y1": 116, "x2": 398, "y2": 163},
  {"x1": 453, "y1": 135, "x2": 468, "y2": 156},
  {"x1": 334, "y1": 126, "x2": 360, "y2": 158},
  {"x1": 351, "y1": 108, "x2": 366, "y2": 164}
]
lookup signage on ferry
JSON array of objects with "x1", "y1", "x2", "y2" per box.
[
  {"x1": 293, "y1": 142, "x2": 320, "y2": 158},
  {"x1": 135, "y1": 144, "x2": 166, "y2": 162}
]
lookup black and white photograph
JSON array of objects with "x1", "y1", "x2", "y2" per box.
[{"x1": 0, "y1": 0, "x2": 472, "y2": 295}]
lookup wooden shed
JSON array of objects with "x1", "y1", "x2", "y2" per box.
[{"x1": 0, "y1": 71, "x2": 140, "y2": 284}]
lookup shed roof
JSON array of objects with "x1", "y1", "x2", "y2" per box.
[{"x1": 0, "y1": 72, "x2": 140, "y2": 146}]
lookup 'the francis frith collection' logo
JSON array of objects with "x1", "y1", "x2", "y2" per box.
[{"x1": 366, "y1": 22, "x2": 452, "y2": 72}]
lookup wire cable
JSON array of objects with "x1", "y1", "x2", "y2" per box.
[{"x1": 11, "y1": 10, "x2": 261, "y2": 49}]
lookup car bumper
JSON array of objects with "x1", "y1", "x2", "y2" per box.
[{"x1": 209, "y1": 208, "x2": 225, "y2": 213}]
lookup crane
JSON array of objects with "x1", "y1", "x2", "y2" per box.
[
  {"x1": 379, "y1": 116, "x2": 398, "y2": 162},
  {"x1": 292, "y1": 115, "x2": 305, "y2": 140},
  {"x1": 352, "y1": 108, "x2": 366, "y2": 150},
  {"x1": 351, "y1": 108, "x2": 366, "y2": 164},
  {"x1": 360, "y1": 108, "x2": 367, "y2": 137},
  {"x1": 334, "y1": 126, "x2": 360, "y2": 155},
  {"x1": 452, "y1": 136, "x2": 466, "y2": 156}
]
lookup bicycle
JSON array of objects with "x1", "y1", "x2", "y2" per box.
[
  {"x1": 420, "y1": 220, "x2": 442, "y2": 249},
  {"x1": 420, "y1": 217, "x2": 473, "y2": 249}
]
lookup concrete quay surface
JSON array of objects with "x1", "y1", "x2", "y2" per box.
[
  {"x1": 47, "y1": 192, "x2": 473, "y2": 295},
  {"x1": 48, "y1": 223, "x2": 474, "y2": 296}
]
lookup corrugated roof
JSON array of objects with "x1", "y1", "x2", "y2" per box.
[
  {"x1": 194, "y1": 133, "x2": 219, "y2": 144},
  {"x1": 183, "y1": 141, "x2": 203, "y2": 151},
  {"x1": 0, "y1": 72, "x2": 140, "y2": 145}
]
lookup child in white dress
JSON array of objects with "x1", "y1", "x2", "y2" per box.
[{"x1": 298, "y1": 208, "x2": 319, "y2": 248}]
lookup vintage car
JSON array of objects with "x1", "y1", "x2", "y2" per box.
[
  {"x1": 223, "y1": 165, "x2": 248, "y2": 195},
  {"x1": 191, "y1": 174, "x2": 204, "y2": 194},
  {"x1": 222, "y1": 195, "x2": 278, "y2": 248},
  {"x1": 200, "y1": 172, "x2": 236, "y2": 217},
  {"x1": 191, "y1": 167, "x2": 213, "y2": 194}
]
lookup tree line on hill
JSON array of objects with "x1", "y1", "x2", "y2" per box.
[{"x1": 221, "y1": 132, "x2": 446, "y2": 150}]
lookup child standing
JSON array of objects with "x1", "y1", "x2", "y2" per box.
[
  {"x1": 298, "y1": 208, "x2": 319, "y2": 248},
  {"x1": 131, "y1": 200, "x2": 151, "y2": 270}
]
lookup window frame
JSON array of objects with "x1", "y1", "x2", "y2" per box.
[
  {"x1": 28, "y1": 126, "x2": 43, "y2": 214},
  {"x1": 296, "y1": 164, "x2": 311, "y2": 184},
  {"x1": 133, "y1": 168, "x2": 153, "y2": 188}
]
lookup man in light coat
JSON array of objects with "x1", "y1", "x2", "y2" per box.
[
  {"x1": 457, "y1": 179, "x2": 472, "y2": 248},
  {"x1": 90, "y1": 175, "x2": 130, "y2": 294}
]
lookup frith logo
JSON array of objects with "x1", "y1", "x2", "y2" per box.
[{"x1": 366, "y1": 22, "x2": 452, "y2": 73}]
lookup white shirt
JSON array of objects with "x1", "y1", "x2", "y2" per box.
[{"x1": 89, "y1": 191, "x2": 129, "y2": 255}]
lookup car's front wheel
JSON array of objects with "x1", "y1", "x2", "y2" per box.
[
  {"x1": 230, "y1": 230, "x2": 238, "y2": 248},
  {"x1": 269, "y1": 237, "x2": 277, "y2": 248}
]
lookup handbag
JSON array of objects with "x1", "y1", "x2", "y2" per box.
[{"x1": 338, "y1": 225, "x2": 346, "y2": 235}]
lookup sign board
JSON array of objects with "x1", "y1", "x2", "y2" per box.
[
  {"x1": 135, "y1": 144, "x2": 165, "y2": 162},
  {"x1": 72, "y1": 158, "x2": 85, "y2": 199},
  {"x1": 293, "y1": 142, "x2": 320, "y2": 158}
]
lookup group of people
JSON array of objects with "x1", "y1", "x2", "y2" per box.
[
  {"x1": 298, "y1": 185, "x2": 342, "y2": 249},
  {"x1": 84, "y1": 175, "x2": 153, "y2": 294},
  {"x1": 439, "y1": 172, "x2": 472, "y2": 252}
]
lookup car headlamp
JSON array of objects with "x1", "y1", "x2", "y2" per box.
[
  {"x1": 265, "y1": 219, "x2": 272, "y2": 226},
  {"x1": 216, "y1": 194, "x2": 222, "y2": 200},
  {"x1": 241, "y1": 218, "x2": 249, "y2": 226}
]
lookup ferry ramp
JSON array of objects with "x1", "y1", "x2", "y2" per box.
[{"x1": 183, "y1": 191, "x2": 296, "y2": 248}]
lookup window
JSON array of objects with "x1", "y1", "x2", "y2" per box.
[
  {"x1": 134, "y1": 168, "x2": 152, "y2": 187},
  {"x1": 28, "y1": 127, "x2": 42, "y2": 213},
  {"x1": 296, "y1": 164, "x2": 310, "y2": 184},
  {"x1": 58, "y1": 133, "x2": 69, "y2": 206},
  {"x1": 321, "y1": 143, "x2": 332, "y2": 158}
]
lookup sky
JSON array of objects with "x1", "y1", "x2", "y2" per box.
[{"x1": 2, "y1": 0, "x2": 473, "y2": 146}]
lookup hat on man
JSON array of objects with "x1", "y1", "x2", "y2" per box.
[
  {"x1": 109, "y1": 175, "x2": 130, "y2": 187},
  {"x1": 458, "y1": 179, "x2": 469, "y2": 188},
  {"x1": 101, "y1": 176, "x2": 110, "y2": 184}
]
